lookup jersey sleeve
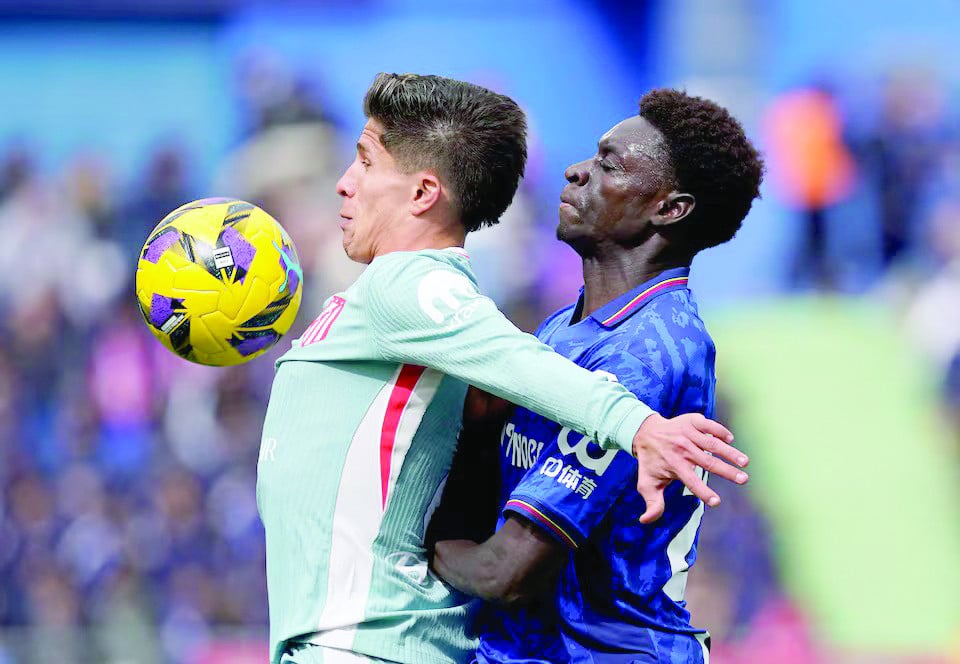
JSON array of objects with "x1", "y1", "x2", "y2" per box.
[
  {"x1": 504, "y1": 350, "x2": 672, "y2": 548},
  {"x1": 362, "y1": 253, "x2": 653, "y2": 454}
]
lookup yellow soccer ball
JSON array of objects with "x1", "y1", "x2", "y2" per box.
[{"x1": 135, "y1": 198, "x2": 303, "y2": 366}]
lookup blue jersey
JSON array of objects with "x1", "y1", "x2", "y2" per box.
[{"x1": 476, "y1": 267, "x2": 714, "y2": 664}]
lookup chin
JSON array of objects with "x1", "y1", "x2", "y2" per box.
[
  {"x1": 343, "y1": 242, "x2": 374, "y2": 265},
  {"x1": 344, "y1": 248, "x2": 370, "y2": 264},
  {"x1": 557, "y1": 218, "x2": 585, "y2": 242},
  {"x1": 342, "y1": 237, "x2": 361, "y2": 263},
  {"x1": 557, "y1": 222, "x2": 594, "y2": 256}
]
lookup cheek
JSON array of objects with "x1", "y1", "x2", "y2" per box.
[{"x1": 596, "y1": 182, "x2": 631, "y2": 217}]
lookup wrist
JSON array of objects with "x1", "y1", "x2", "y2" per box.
[
  {"x1": 632, "y1": 412, "x2": 665, "y2": 457},
  {"x1": 615, "y1": 405, "x2": 656, "y2": 455}
]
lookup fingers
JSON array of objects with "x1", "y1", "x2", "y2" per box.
[
  {"x1": 633, "y1": 413, "x2": 747, "y2": 519},
  {"x1": 695, "y1": 448, "x2": 748, "y2": 485},
  {"x1": 638, "y1": 483, "x2": 666, "y2": 524},
  {"x1": 690, "y1": 414, "x2": 735, "y2": 445},
  {"x1": 691, "y1": 429, "x2": 749, "y2": 468},
  {"x1": 675, "y1": 464, "x2": 721, "y2": 508}
]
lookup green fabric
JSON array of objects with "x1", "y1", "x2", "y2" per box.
[
  {"x1": 710, "y1": 298, "x2": 960, "y2": 653},
  {"x1": 291, "y1": 249, "x2": 654, "y2": 452}
]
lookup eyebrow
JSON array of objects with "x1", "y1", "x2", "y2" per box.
[
  {"x1": 597, "y1": 138, "x2": 621, "y2": 157},
  {"x1": 356, "y1": 142, "x2": 369, "y2": 157}
]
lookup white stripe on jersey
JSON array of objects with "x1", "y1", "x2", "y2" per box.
[
  {"x1": 695, "y1": 632, "x2": 710, "y2": 663},
  {"x1": 319, "y1": 645, "x2": 385, "y2": 663},
  {"x1": 313, "y1": 364, "x2": 438, "y2": 648},
  {"x1": 662, "y1": 468, "x2": 708, "y2": 602}
]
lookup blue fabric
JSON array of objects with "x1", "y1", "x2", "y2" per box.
[{"x1": 477, "y1": 267, "x2": 714, "y2": 663}]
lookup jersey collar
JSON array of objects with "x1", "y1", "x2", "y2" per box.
[
  {"x1": 444, "y1": 246, "x2": 470, "y2": 259},
  {"x1": 588, "y1": 267, "x2": 691, "y2": 328}
]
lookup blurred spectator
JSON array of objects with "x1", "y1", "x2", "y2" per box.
[
  {"x1": 216, "y1": 52, "x2": 359, "y2": 317},
  {"x1": 0, "y1": 144, "x2": 34, "y2": 201},
  {"x1": 763, "y1": 86, "x2": 856, "y2": 288},
  {"x1": 122, "y1": 146, "x2": 194, "y2": 260},
  {"x1": 902, "y1": 198, "x2": 960, "y2": 370},
  {"x1": 856, "y1": 70, "x2": 949, "y2": 267}
]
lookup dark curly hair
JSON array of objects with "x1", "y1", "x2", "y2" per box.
[
  {"x1": 364, "y1": 72, "x2": 527, "y2": 233},
  {"x1": 639, "y1": 89, "x2": 764, "y2": 252}
]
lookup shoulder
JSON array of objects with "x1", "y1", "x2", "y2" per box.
[
  {"x1": 365, "y1": 249, "x2": 470, "y2": 279},
  {"x1": 362, "y1": 250, "x2": 484, "y2": 327},
  {"x1": 534, "y1": 303, "x2": 576, "y2": 339},
  {"x1": 585, "y1": 292, "x2": 715, "y2": 393},
  {"x1": 364, "y1": 250, "x2": 478, "y2": 297},
  {"x1": 633, "y1": 290, "x2": 715, "y2": 359}
]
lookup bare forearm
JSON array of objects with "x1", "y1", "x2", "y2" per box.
[
  {"x1": 434, "y1": 519, "x2": 567, "y2": 605},
  {"x1": 433, "y1": 539, "x2": 505, "y2": 601}
]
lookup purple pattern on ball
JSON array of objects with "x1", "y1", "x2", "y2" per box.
[
  {"x1": 282, "y1": 247, "x2": 300, "y2": 294},
  {"x1": 220, "y1": 227, "x2": 256, "y2": 280},
  {"x1": 150, "y1": 294, "x2": 173, "y2": 328},
  {"x1": 143, "y1": 229, "x2": 180, "y2": 263},
  {"x1": 235, "y1": 333, "x2": 277, "y2": 356},
  {"x1": 193, "y1": 197, "x2": 234, "y2": 206}
]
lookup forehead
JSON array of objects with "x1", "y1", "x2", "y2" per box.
[
  {"x1": 358, "y1": 119, "x2": 387, "y2": 152},
  {"x1": 600, "y1": 116, "x2": 667, "y2": 161}
]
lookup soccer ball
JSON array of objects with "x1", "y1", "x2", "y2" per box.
[{"x1": 135, "y1": 198, "x2": 303, "y2": 366}]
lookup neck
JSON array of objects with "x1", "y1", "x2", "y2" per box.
[
  {"x1": 578, "y1": 242, "x2": 690, "y2": 320},
  {"x1": 375, "y1": 216, "x2": 466, "y2": 257}
]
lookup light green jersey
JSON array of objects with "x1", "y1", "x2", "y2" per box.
[{"x1": 257, "y1": 248, "x2": 653, "y2": 664}]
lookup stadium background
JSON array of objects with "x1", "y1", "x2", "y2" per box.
[{"x1": 0, "y1": 0, "x2": 958, "y2": 661}]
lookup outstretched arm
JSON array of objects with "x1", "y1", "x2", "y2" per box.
[
  {"x1": 365, "y1": 255, "x2": 748, "y2": 518},
  {"x1": 433, "y1": 517, "x2": 567, "y2": 605}
]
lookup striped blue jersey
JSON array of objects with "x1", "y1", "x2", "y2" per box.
[{"x1": 476, "y1": 267, "x2": 715, "y2": 664}]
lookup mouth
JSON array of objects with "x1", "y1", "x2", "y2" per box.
[
  {"x1": 559, "y1": 190, "x2": 578, "y2": 209},
  {"x1": 559, "y1": 192, "x2": 580, "y2": 219},
  {"x1": 338, "y1": 214, "x2": 353, "y2": 230}
]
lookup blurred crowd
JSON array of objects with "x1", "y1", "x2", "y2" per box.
[
  {"x1": 0, "y1": 58, "x2": 959, "y2": 663},
  {"x1": 763, "y1": 70, "x2": 960, "y2": 420}
]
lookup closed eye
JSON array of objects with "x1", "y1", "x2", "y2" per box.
[{"x1": 596, "y1": 157, "x2": 616, "y2": 172}]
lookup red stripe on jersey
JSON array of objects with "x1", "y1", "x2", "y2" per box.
[
  {"x1": 505, "y1": 499, "x2": 579, "y2": 549},
  {"x1": 379, "y1": 364, "x2": 427, "y2": 509},
  {"x1": 601, "y1": 277, "x2": 688, "y2": 326}
]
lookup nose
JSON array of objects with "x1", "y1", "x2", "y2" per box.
[
  {"x1": 336, "y1": 166, "x2": 354, "y2": 198},
  {"x1": 564, "y1": 160, "x2": 590, "y2": 186}
]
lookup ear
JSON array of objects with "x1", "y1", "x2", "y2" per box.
[
  {"x1": 650, "y1": 192, "x2": 695, "y2": 226},
  {"x1": 410, "y1": 171, "x2": 443, "y2": 217}
]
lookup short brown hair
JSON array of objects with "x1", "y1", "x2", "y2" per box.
[{"x1": 363, "y1": 72, "x2": 528, "y2": 233}]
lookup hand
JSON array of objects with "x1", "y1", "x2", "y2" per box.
[{"x1": 632, "y1": 412, "x2": 748, "y2": 524}]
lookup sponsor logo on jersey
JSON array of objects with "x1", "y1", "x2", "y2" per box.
[
  {"x1": 301, "y1": 295, "x2": 345, "y2": 345},
  {"x1": 556, "y1": 427, "x2": 618, "y2": 476},
  {"x1": 501, "y1": 421, "x2": 545, "y2": 470},
  {"x1": 417, "y1": 270, "x2": 481, "y2": 325},
  {"x1": 258, "y1": 437, "x2": 278, "y2": 462}
]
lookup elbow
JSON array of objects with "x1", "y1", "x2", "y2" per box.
[
  {"x1": 433, "y1": 541, "x2": 543, "y2": 606},
  {"x1": 475, "y1": 568, "x2": 539, "y2": 606}
]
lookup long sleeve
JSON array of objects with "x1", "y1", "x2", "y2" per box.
[{"x1": 362, "y1": 253, "x2": 652, "y2": 454}]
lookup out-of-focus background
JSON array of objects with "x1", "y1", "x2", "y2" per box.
[{"x1": 0, "y1": 0, "x2": 958, "y2": 662}]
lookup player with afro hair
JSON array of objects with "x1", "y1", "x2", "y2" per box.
[{"x1": 638, "y1": 88, "x2": 764, "y2": 253}]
